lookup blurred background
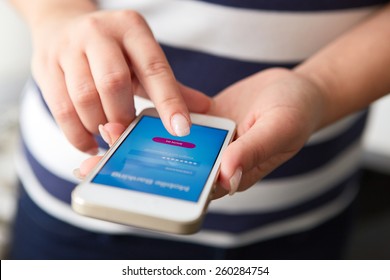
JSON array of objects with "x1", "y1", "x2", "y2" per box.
[
  {"x1": 0, "y1": 1, "x2": 389, "y2": 259},
  {"x1": 0, "y1": 0, "x2": 31, "y2": 259}
]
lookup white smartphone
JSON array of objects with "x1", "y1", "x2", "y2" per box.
[{"x1": 71, "y1": 108, "x2": 236, "y2": 234}]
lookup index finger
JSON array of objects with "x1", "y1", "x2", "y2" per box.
[{"x1": 122, "y1": 15, "x2": 191, "y2": 137}]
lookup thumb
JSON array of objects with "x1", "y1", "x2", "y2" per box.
[
  {"x1": 75, "y1": 122, "x2": 127, "y2": 179},
  {"x1": 98, "y1": 123, "x2": 127, "y2": 146},
  {"x1": 76, "y1": 156, "x2": 103, "y2": 179},
  {"x1": 218, "y1": 119, "x2": 300, "y2": 195}
]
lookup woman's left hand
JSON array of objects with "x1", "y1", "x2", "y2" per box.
[{"x1": 208, "y1": 68, "x2": 325, "y2": 197}]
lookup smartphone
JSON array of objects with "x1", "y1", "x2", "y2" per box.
[{"x1": 71, "y1": 108, "x2": 236, "y2": 234}]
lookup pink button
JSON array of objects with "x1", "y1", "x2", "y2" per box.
[{"x1": 152, "y1": 137, "x2": 196, "y2": 148}]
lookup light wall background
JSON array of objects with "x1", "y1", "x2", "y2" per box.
[{"x1": 0, "y1": 0, "x2": 31, "y2": 259}]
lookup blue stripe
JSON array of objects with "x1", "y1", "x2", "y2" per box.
[
  {"x1": 162, "y1": 44, "x2": 297, "y2": 96},
  {"x1": 203, "y1": 172, "x2": 359, "y2": 233},
  {"x1": 195, "y1": 0, "x2": 388, "y2": 11}
]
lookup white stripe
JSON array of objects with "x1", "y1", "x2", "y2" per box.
[
  {"x1": 21, "y1": 84, "x2": 363, "y2": 212},
  {"x1": 193, "y1": 183, "x2": 358, "y2": 247},
  {"x1": 15, "y1": 148, "x2": 357, "y2": 248},
  {"x1": 20, "y1": 83, "x2": 90, "y2": 183},
  {"x1": 98, "y1": 0, "x2": 379, "y2": 62},
  {"x1": 15, "y1": 149, "x2": 150, "y2": 235},
  {"x1": 307, "y1": 111, "x2": 364, "y2": 145},
  {"x1": 209, "y1": 142, "x2": 362, "y2": 213}
]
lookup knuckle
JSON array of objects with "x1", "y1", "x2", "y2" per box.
[
  {"x1": 142, "y1": 58, "x2": 171, "y2": 80},
  {"x1": 71, "y1": 136, "x2": 94, "y2": 153},
  {"x1": 52, "y1": 102, "x2": 76, "y2": 123},
  {"x1": 80, "y1": 16, "x2": 101, "y2": 32},
  {"x1": 77, "y1": 15, "x2": 107, "y2": 40},
  {"x1": 253, "y1": 144, "x2": 267, "y2": 167},
  {"x1": 236, "y1": 137, "x2": 266, "y2": 169},
  {"x1": 72, "y1": 83, "x2": 98, "y2": 107},
  {"x1": 98, "y1": 71, "x2": 130, "y2": 93},
  {"x1": 158, "y1": 95, "x2": 181, "y2": 109},
  {"x1": 122, "y1": 10, "x2": 146, "y2": 27},
  {"x1": 246, "y1": 136, "x2": 267, "y2": 168},
  {"x1": 73, "y1": 137, "x2": 91, "y2": 151}
]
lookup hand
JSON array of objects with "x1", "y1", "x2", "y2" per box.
[
  {"x1": 32, "y1": 9, "x2": 211, "y2": 154},
  {"x1": 208, "y1": 68, "x2": 326, "y2": 197},
  {"x1": 75, "y1": 68, "x2": 325, "y2": 200}
]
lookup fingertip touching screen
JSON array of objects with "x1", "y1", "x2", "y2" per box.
[{"x1": 92, "y1": 116, "x2": 228, "y2": 202}]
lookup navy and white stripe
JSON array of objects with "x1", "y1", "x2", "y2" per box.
[
  {"x1": 193, "y1": 0, "x2": 388, "y2": 11},
  {"x1": 99, "y1": 0, "x2": 384, "y2": 94},
  {"x1": 99, "y1": 0, "x2": 383, "y2": 62},
  {"x1": 16, "y1": 0, "x2": 385, "y2": 247}
]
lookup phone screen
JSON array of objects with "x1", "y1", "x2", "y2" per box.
[{"x1": 92, "y1": 116, "x2": 228, "y2": 202}]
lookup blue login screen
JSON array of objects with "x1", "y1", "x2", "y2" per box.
[{"x1": 92, "y1": 116, "x2": 228, "y2": 202}]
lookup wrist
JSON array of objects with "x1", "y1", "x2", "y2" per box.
[
  {"x1": 293, "y1": 65, "x2": 336, "y2": 131},
  {"x1": 26, "y1": 1, "x2": 97, "y2": 33}
]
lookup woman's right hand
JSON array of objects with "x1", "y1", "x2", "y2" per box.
[{"x1": 31, "y1": 9, "x2": 211, "y2": 154}]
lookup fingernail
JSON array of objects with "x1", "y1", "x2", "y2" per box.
[
  {"x1": 73, "y1": 168, "x2": 83, "y2": 180},
  {"x1": 171, "y1": 113, "x2": 190, "y2": 137},
  {"x1": 229, "y1": 167, "x2": 242, "y2": 196},
  {"x1": 98, "y1": 124, "x2": 112, "y2": 146}
]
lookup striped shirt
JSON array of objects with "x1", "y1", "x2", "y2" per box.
[{"x1": 16, "y1": 0, "x2": 388, "y2": 248}]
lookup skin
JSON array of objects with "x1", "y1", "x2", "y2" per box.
[
  {"x1": 9, "y1": 0, "x2": 211, "y2": 153},
  {"x1": 10, "y1": 0, "x2": 390, "y2": 197}
]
